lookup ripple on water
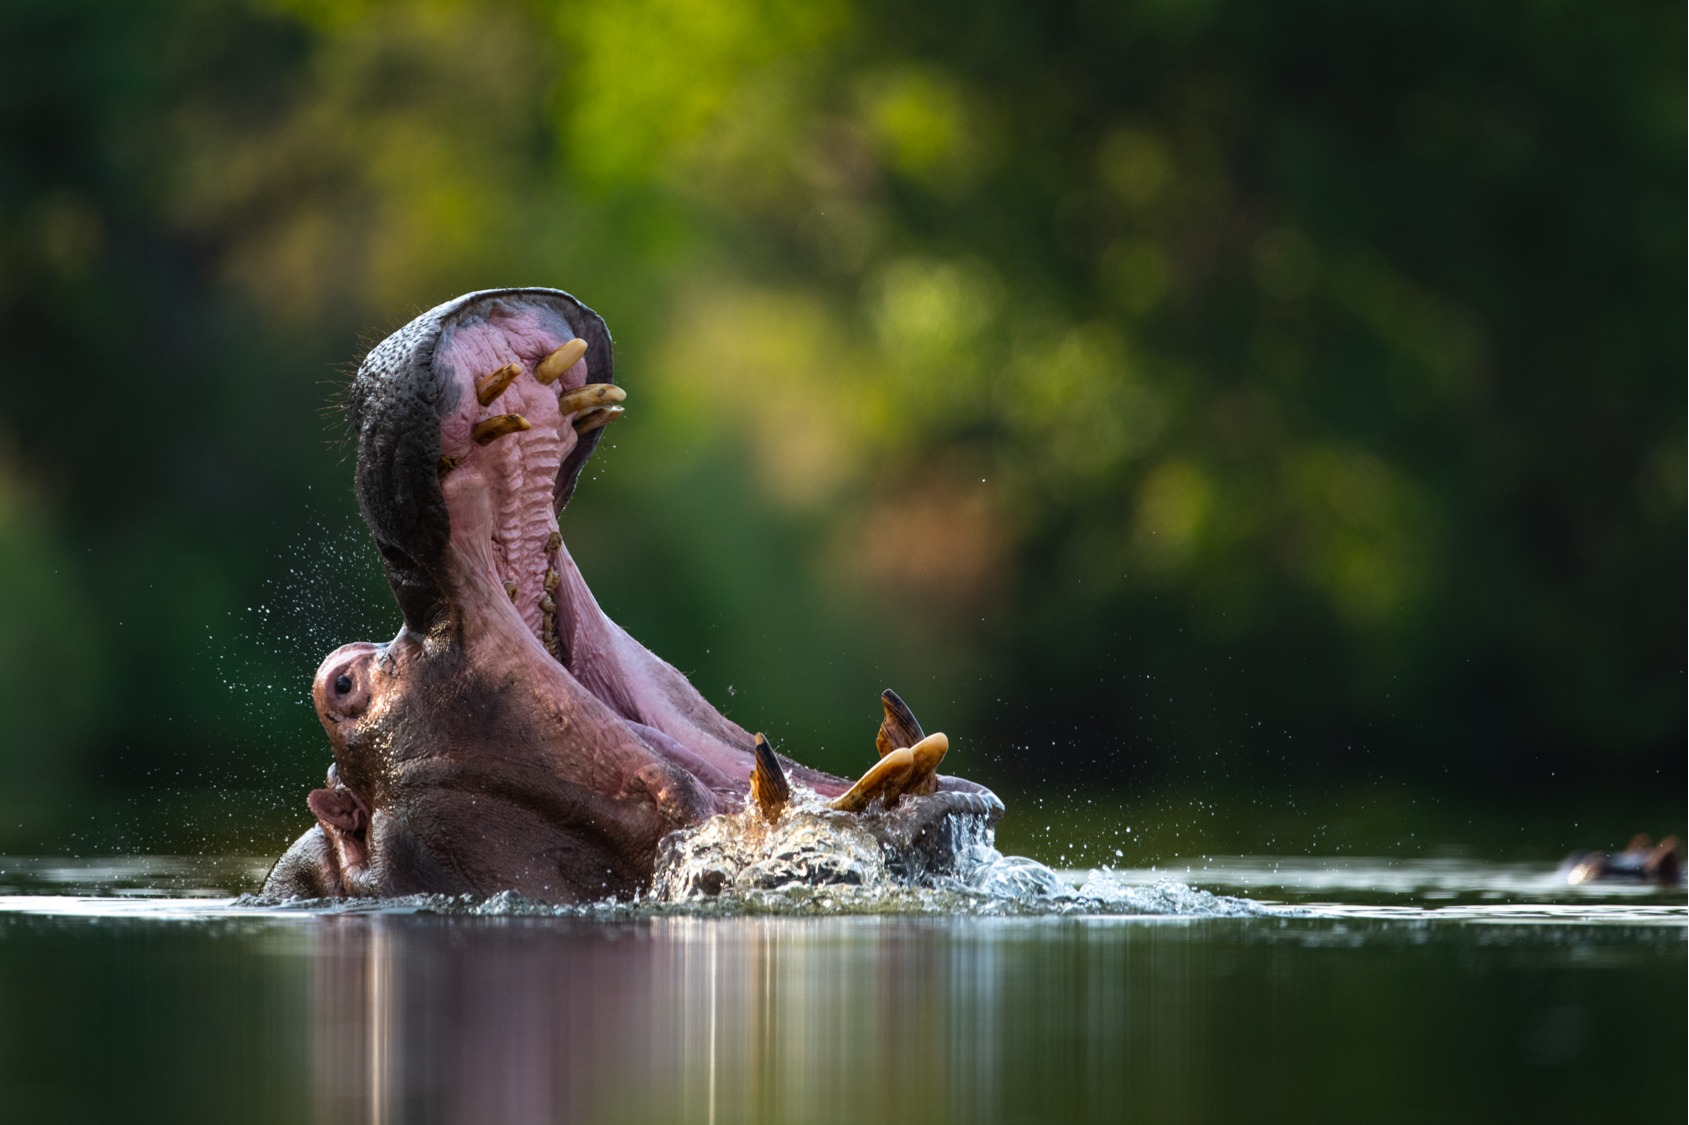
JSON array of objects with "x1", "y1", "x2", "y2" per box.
[{"x1": 0, "y1": 849, "x2": 1682, "y2": 928}]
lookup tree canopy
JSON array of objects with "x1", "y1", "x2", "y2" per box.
[{"x1": 0, "y1": 0, "x2": 1681, "y2": 846}]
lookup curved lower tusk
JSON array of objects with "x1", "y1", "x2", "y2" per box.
[
  {"x1": 749, "y1": 733, "x2": 791, "y2": 822},
  {"x1": 875, "y1": 687, "x2": 926, "y2": 758},
  {"x1": 829, "y1": 747, "x2": 915, "y2": 813},
  {"x1": 902, "y1": 732, "x2": 948, "y2": 796}
]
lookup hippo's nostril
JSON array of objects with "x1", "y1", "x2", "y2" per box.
[{"x1": 334, "y1": 673, "x2": 353, "y2": 695}]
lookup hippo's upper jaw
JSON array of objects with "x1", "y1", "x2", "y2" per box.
[{"x1": 263, "y1": 288, "x2": 999, "y2": 905}]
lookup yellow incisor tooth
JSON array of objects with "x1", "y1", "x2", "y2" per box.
[
  {"x1": 535, "y1": 338, "x2": 588, "y2": 385},
  {"x1": 875, "y1": 687, "x2": 925, "y2": 759},
  {"x1": 472, "y1": 413, "x2": 530, "y2": 445},
  {"x1": 574, "y1": 405, "x2": 623, "y2": 435},
  {"x1": 503, "y1": 580, "x2": 520, "y2": 602},
  {"x1": 829, "y1": 747, "x2": 915, "y2": 813},
  {"x1": 475, "y1": 362, "x2": 522, "y2": 406},
  {"x1": 749, "y1": 733, "x2": 791, "y2": 822},
  {"x1": 556, "y1": 382, "x2": 626, "y2": 415}
]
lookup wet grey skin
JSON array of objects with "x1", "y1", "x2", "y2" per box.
[{"x1": 264, "y1": 288, "x2": 1001, "y2": 904}]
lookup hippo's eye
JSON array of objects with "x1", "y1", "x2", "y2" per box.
[{"x1": 334, "y1": 673, "x2": 353, "y2": 695}]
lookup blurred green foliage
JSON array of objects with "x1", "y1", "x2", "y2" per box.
[{"x1": 0, "y1": 0, "x2": 1681, "y2": 851}]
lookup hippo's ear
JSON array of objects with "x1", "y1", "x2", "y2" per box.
[{"x1": 307, "y1": 788, "x2": 369, "y2": 837}]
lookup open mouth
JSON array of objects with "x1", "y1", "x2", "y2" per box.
[
  {"x1": 368, "y1": 289, "x2": 848, "y2": 802},
  {"x1": 280, "y1": 288, "x2": 1000, "y2": 902},
  {"x1": 422, "y1": 292, "x2": 753, "y2": 795}
]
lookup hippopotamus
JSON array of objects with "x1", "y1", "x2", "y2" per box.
[
  {"x1": 263, "y1": 288, "x2": 1001, "y2": 903},
  {"x1": 1561, "y1": 834, "x2": 1684, "y2": 886}
]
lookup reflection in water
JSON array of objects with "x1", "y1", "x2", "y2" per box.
[
  {"x1": 0, "y1": 859, "x2": 1682, "y2": 1124},
  {"x1": 295, "y1": 909, "x2": 1689, "y2": 1124},
  {"x1": 308, "y1": 915, "x2": 1226, "y2": 1123}
]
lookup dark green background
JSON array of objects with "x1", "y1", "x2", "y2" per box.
[{"x1": 0, "y1": 0, "x2": 1681, "y2": 859}]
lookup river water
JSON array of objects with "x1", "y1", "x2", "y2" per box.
[{"x1": 0, "y1": 854, "x2": 1681, "y2": 1123}]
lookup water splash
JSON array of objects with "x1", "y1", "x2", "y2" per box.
[
  {"x1": 651, "y1": 802, "x2": 890, "y2": 901},
  {"x1": 215, "y1": 793, "x2": 1277, "y2": 918},
  {"x1": 631, "y1": 790, "x2": 1274, "y2": 917},
  {"x1": 207, "y1": 515, "x2": 393, "y2": 723}
]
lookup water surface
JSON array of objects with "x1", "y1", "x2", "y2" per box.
[{"x1": 1, "y1": 855, "x2": 1681, "y2": 1123}]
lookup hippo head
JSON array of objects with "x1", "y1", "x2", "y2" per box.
[{"x1": 264, "y1": 288, "x2": 1000, "y2": 903}]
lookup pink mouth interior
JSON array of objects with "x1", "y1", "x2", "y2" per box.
[
  {"x1": 426, "y1": 305, "x2": 847, "y2": 803},
  {"x1": 436, "y1": 306, "x2": 582, "y2": 642}
]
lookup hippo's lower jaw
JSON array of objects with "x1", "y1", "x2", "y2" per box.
[{"x1": 263, "y1": 288, "x2": 1000, "y2": 904}]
